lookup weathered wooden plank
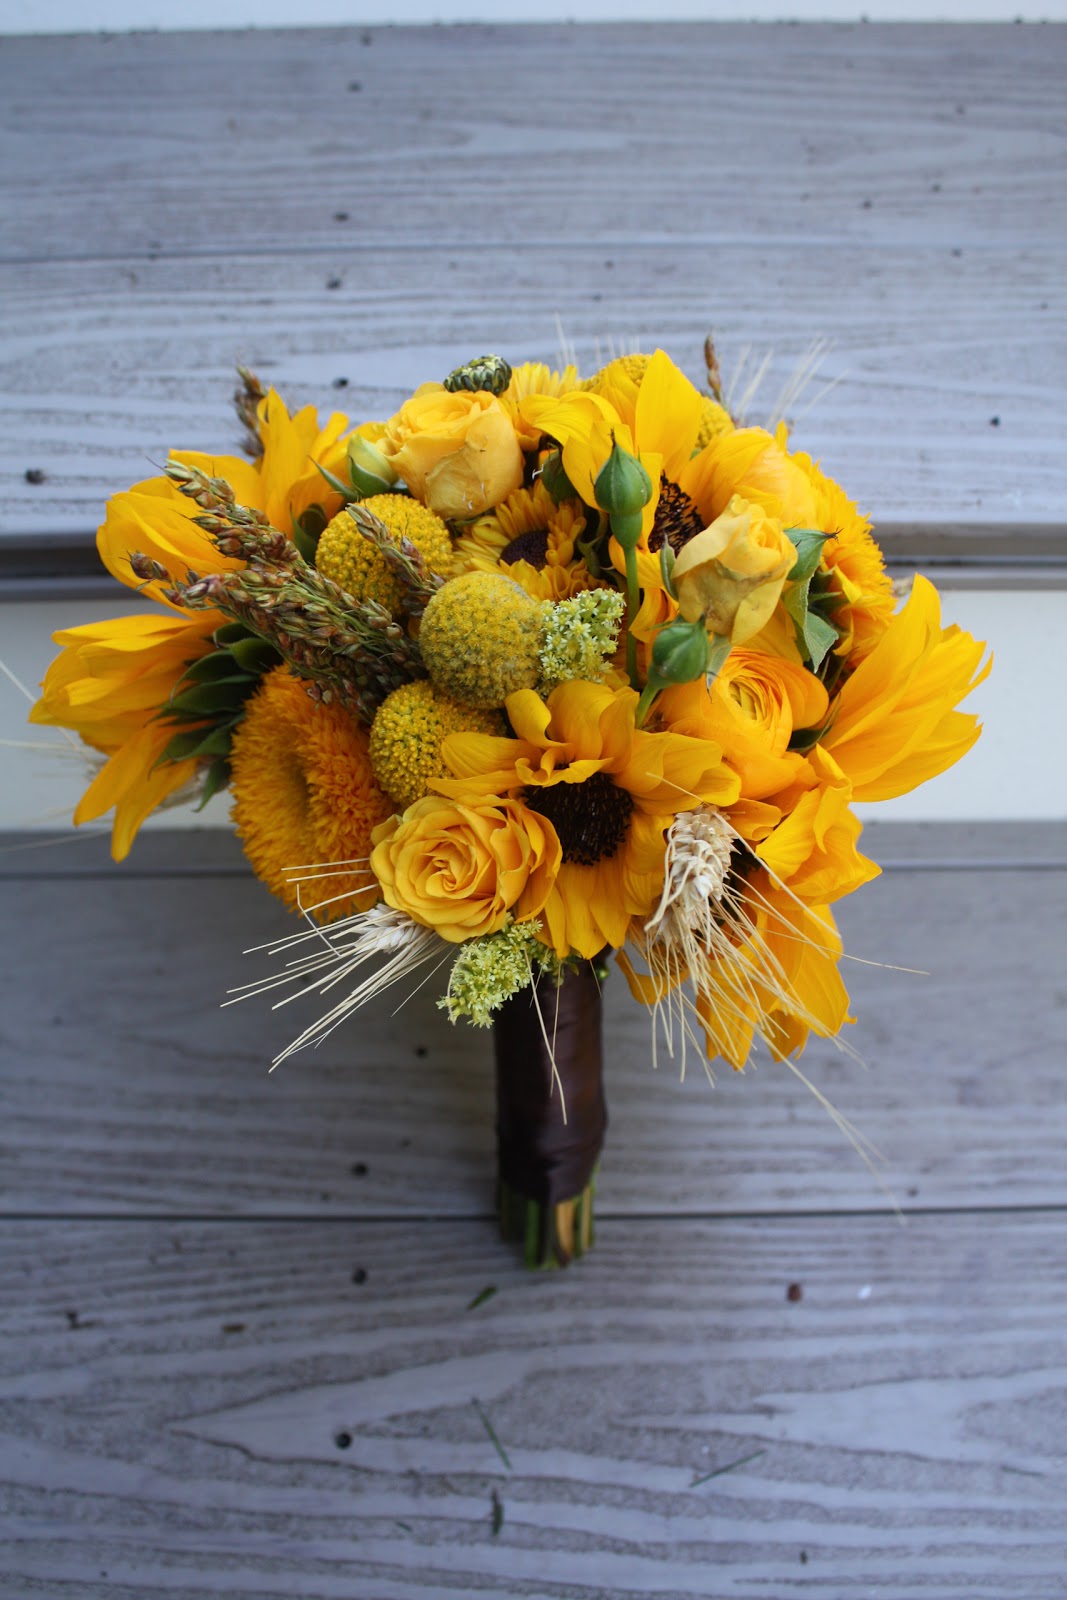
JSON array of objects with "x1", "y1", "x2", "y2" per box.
[
  {"x1": 2, "y1": 25, "x2": 1063, "y2": 261},
  {"x1": 2, "y1": 864, "x2": 1063, "y2": 1217},
  {"x1": 1, "y1": 1213, "x2": 1064, "y2": 1598},
  {"x1": 2, "y1": 241, "x2": 1064, "y2": 547}
]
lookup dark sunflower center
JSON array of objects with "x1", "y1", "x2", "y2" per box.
[
  {"x1": 647, "y1": 474, "x2": 705, "y2": 556},
  {"x1": 524, "y1": 772, "x2": 634, "y2": 866},
  {"x1": 501, "y1": 526, "x2": 550, "y2": 569}
]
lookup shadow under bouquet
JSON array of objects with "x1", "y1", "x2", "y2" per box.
[{"x1": 32, "y1": 346, "x2": 990, "y2": 1265}]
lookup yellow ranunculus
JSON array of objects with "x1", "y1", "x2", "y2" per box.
[
  {"x1": 658, "y1": 647, "x2": 828, "y2": 801},
  {"x1": 379, "y1": 384, "x2": 524, "y2": 520},
  {"x1": 671, "y1": 495, "x2": 796, "y2": 644},
  {"x1": 369, "y1": 794, "x2": 560, "y2": 943}
]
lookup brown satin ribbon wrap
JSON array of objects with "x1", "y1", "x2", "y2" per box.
[{"x1": 493, "y1": 962, "x2": 607, "y2": 1209}]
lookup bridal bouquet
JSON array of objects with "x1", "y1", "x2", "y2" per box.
[{"x1": 32, "y1": 345, "x2": 989, "y2": 1264}]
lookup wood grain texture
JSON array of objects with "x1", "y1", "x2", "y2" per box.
[
  {"x1": 2, "y1": 25, "x2": 1063, "y2": 259},
  {"x1": 1, "y1": 1213, "x2": 1065, "y2": 1599},
  {"x1": 2, "y1": 859, "x2": 1064, "y2": 1218},
  {"x1": 1, "y1": 24, "x2": 1064, "y2": 546},
  {"x1": 2, "y1": 243, "x2": 1064, "y2": 546}
]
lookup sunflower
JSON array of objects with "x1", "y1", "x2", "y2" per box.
[
  {"x1": 452, "y1": 481, "x2": 596, "y2": 602},
  {"x1": 97, "y1": 388, "x2": 350, "y2": 611},
  {"x1": 499, "y1": 360, "x2": 580, "y2": 452},
  {"x1": 616, "y1": 805, "x2": 852, "y2": 1070},
  {"x1": 29, "y1": 610, "x2": 219, "y2": 860},
  {"x1": 694, "y1": 890, "x2": 852, "y2": 1068},
  {"x1": 821, "y1": 574, "x2": 991, "y2": 800},
  {"x1": 33, "y1": 390, "x2": 352, "y2": 859},
  {"x1": 432, "y1": 678, "x2": 740, "y2": 959},
  {"x1": 229, "y1": 667, "x2": 394, "y2": 920}
]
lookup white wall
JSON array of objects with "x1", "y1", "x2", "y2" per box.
[
  {"x1": 2, "y1": 587, "x2": 1062, "y2": 833},
  {"x1": 2, "y1": 1, "x2": 1066, "y2": 32}
]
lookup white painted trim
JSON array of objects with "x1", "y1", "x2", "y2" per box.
[{"x1": 2, "y1": 3, "x2": 1066, "y2": 33}]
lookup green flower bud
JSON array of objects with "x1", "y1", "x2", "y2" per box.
[
  {"x1": 647, "y1": 617, "x2": 711, "y2": 690},
  {"x1": 347, "y1": 434, "x2": 399, "y2": 498},
  {"x1": 594, "y1": 439, "x2": 653, "y2": 520},
  {"x1": 443, "y1": 353, "x2": 513, "y2": 397},
  {"x1": 539, "y1": 449, "x2": 575, "y2": 505}
]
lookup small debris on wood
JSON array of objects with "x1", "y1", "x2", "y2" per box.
[
  {"x1": 786, "y1": 1282, "x2": 803, "y2": 1303},
  {"x1": 222, "y1": 1322, "x2": 245, "y2": 1334},
  {"x1": 352, "y1": 1267, "x2": 367, "y2": 1285},
  {"x1": 490, "y1": 1488, "x2": 504, "y2": 1536},
  {"x1": 990, "y1": 416, "x2": 1001, "y2": 427},
  {"x1": 800, "y1": 1549, "x2": 809, "y2": 1564},
  {"x1": 691, "y1": 1448, "x2": 765, "y2": 1487},
  {"x1": 334, "y1": 1429, "x2": 352, "y2": 1450},
  {"x1": 24, "y1": 468, "x2": 46, "y2": 484},
  {"x1": 472, "y1": 1397, "x2": 512, "y2": 1471},
  {"x1": 350, "y1": 1161, "x2": 368, "y2": 1177},
  {"x1": 326, "y1": 277, "x2": 343, "y2": 290},
  {"x1": 467, "y1": 1285, "x2": 497, "y2": 1311},
  {"x1": 857, "y1": 1284, "x2": 872, "y2": 1301}
]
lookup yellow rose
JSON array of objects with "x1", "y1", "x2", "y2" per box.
[
  {"x1": 671, "y1": 495, "x2": 796, "y2": 644},
  {"x1": 369, "y1": 794, "x2": 560, "y2": 943},
  {"x1": 379, "y1": 384, "x2": 524, "y2": 520}
]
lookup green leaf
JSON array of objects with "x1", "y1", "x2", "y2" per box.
[
  {"x1": 179, "y1": 657, "x2": 255, "y2": 688},
  {"x1": 227, "y1": 635, "x2": 280, "y2": 673},
  {"x1": 213, "y1": 620, "x2": 253, "y2": 647},
  {"x1": 168, "y1": 682, "x2": 250, "y2": 717},
  {"x1": 315, "y1": 459, "x2": 356, "y2": 499},
  {"x1": 291, "y1": 523, "x2": 319, "y2": 564},
  {"x1": 158, "y1": 729, "x2": 210, "y2": 764},
  {"x1": 789, "y1": 705, "x2": 839, "y2": 753},
  {"x1": 785, "y1": 527, "x2": 830, "y2": 584},
  {"x1": 659, "y1": 538, "x2": 677, "y2": 599},
  {"x1": 195, "y1": 758, "x2": 231, "y2": 810},
  {"x1": 158, "y1": 723, "x2": 236, "y2": 766},
  {"x1": 803, "y1": 610, "x2": 839, "y2": 672},
  {"x1": 704, "y1": 633, "x2": 733, "y2": 685},
  {"x1": 782, "y1": 548, "x2": 842, "y2": 674}
]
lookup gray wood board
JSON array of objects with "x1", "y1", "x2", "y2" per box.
[
  {"x1": 1, "y1": 1212, "x2": 1065, "y2": 1599},
  {"x1": 1, "y1": 24, "x2": 1064, "y2": 550},
  {"x1": 2, "y1": 26, "x2": 1063, "y2": 259},
  {"x1": 3, "y1": 864, "x2": 1064, "y2": 1218},
  {"x1": 2, "y1": 244, "x2": 1064, "y2": 548}
]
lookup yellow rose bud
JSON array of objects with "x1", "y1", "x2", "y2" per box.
[
  {"x1": 369, "y1": 795, "x2": 560, "y2": 943},
  {"x1": 379, "y1": 383, "x2": 524, "y2": 521},
  {"x1": 671, "y1": 495, "x2": 796, "y2": 645},
  {"x1": 346, "y1": 433, "x2": 399, "y2": 497}
]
